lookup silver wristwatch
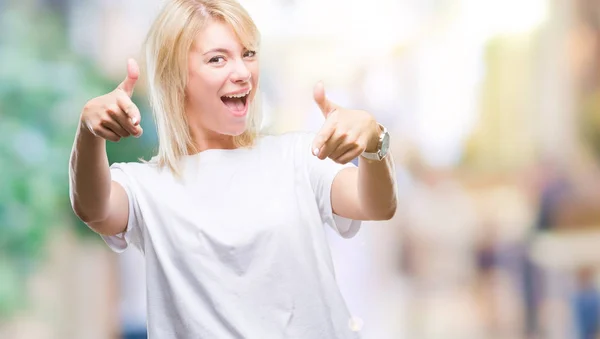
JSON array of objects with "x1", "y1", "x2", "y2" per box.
[{"x1": 361, "y1": 124, "x2": 390, "y2": 161}]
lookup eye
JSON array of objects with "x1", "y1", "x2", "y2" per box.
[
  {"x1": 243, "y1": 50, "x2": 256, "y2": 58},
  {"x1": 209, "y1": 56, "x2": 225, "y2": 63}
]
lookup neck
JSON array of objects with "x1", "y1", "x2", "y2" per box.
[
  {"x1": 187, "y1": 125, "x2": 236, "y2": 153},
  {"x1": 185, "y1": 108, "x2": 236, "y2": 153}
]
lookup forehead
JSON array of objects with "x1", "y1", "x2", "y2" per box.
[{"x1": 195, "y1": 19, "x2": 243, "y2": 53}]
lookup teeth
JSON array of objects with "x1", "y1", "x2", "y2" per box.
[{"x1": 224, "y1": 90, "x2": 250, "y2": 99}]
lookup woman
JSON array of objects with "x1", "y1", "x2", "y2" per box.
[{"x1": 69, "y1": 0, "x2": 397, "y2": 337}]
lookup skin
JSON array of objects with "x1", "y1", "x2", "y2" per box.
[
  {"x1": 69, "y1": 19, "x2": 396, "y2": 238},
  {"x1": 184, "y1": 18, "x2": 259, "y2": 151},
  {"x1": 311, "y1": 82, "x2": 397, "y2": 220}
]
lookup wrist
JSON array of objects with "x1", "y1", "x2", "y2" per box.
[
  {"x1": 361, "y1": 123, "x2": 390, "y2": 161},
  {"x1": 365, "y1": 123, "x2": 383, "y2": 153},
  {"x1": 78, "y1": 118, "x2": 102, "y2": 143}
]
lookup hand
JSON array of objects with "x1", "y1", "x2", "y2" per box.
[
  {"x1": 311, "y1": 82, "x2": 381, "y2": 164},
  {"x1": 80, "y1": 58, "x2": 143, "y2": 142}
]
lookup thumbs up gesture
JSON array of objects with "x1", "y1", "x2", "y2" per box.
[
  {"x1": 311, "y1": 82, "x2": 381, "y2": 164},
  {"x1": 80, "y1": 58, "x2": 143, "y2": 142}
]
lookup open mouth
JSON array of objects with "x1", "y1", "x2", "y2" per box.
[{"x1": 221, "y1": 93, "x2": 249, "y2": 112}]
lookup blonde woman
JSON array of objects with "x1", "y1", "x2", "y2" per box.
[{"x1": 69, "y1": 0, "x2": 397, "y2": 337}]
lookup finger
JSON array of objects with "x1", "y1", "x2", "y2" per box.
[
  {"x1": 319, "y1": 132, "x2": 346, "y2": 160},
  {"x1": 95, "y1": 126, "x2": 121, "y2": 143},
  {"x1": 115, "y1": 92, "x2": 141, "y2": 125},
  {"x1": 336, "y1": 149, "x2": 361, "y2": 164},
  {"x1": 336, "y1": 137, "x2": 367, "y2": 163},
  {"x1": 312, "y1": 119, "x2": 336, "y2": 157},
  {"x1": 134, "y1": 125, "x2": 144, "y2": 138},
  {"x1": 313, "y1": 81, "x2": 336, "y2": 117},
  {"x1": 115, "y1": 94, "x2": 143, "y2": 135},
  {"x1": 106, "y1": 103, "x2": 139, "y2": 137},
  {"x1": 116, "y1": 58, "x2": 139, "y2": 97},
  {"x1": 101, "y1": 118, "x2": 130, "y2": 138},
  {"x1": 329, "y1": 139, "x2": 355, "y2": 161}
]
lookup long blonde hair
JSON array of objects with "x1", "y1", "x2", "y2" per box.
[{"x1": 143, "y1": 0, "x2": 261, "y2": 176}]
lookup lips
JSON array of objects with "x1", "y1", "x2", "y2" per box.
[
  {"x1": 221, "y1": 87, "x2": 251, "y2": 99},
  {"x1": 221, "y1": 94, "x2": 248, "y2": 106},
  {"x1": 220, "y1": 87, "x2": 252, "y2": 117},
  {"x1": 221, "y1": 96, "x2": 249, "y2": 118}
]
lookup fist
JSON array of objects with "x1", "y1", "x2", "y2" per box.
[
  {"x1": 80, "y1": 58, "x2": 143, "y2": 142},
  {"x1": 311, "y1": 82, "x2": 381, "y2": 164}
]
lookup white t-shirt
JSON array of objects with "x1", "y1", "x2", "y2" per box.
[{"x1": 102, "y1": 131, "x2": 362, "y2": 339}]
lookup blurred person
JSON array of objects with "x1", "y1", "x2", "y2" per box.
[
  {"x1": 473, "y1": 224, "x2": 524, "y2": 338},
  {"x1": 523, "y1": 162, "x2": 571, "y2": 338},
  {"x1": 68, "y1": 0, "x2": 397, "y2": 338},
  {"x1": 474, "y1": 224, "x2": 501, "y2": 335},
  {"x1": 572, "y1": 266, "x2": 600, "y2": 339}
]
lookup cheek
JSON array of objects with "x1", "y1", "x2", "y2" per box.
[
  {"x1": 251, "y1": 64, "x2": 260, "y2": 85},
  {"x1": 187, "y1": 73, "x2": 220, "y2": 104}
]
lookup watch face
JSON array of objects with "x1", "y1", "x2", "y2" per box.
[{"x1": 380, "y1": 131, "x2": 390, "y2": 157}]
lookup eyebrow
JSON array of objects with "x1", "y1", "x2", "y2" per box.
[{"x1": 202, "y1": 48, "x2": 232, "y2": 55}]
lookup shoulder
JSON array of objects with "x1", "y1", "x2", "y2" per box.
[
  {"x1": 111, "y1": 159, "x2": 157, "y2": 171},
  {"x1": 110, "y1": 159, "x2": 163, "y2": 182}
]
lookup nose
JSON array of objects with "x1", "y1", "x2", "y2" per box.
[{"x1": 231, "y1": 59, "x2": 251, "y2": 83}]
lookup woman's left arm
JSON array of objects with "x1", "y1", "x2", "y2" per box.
[
  {"x1": 311, "y1": 82, "x2": 398, "y2": 221},
  {"x1": 331, "y1": 155, "x2": 397, "y2": 221}
]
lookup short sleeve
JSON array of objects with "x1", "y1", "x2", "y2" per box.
[
  {"x1": 297, "y1": 132, "x2": 362, "y2": 238},
  {"x1": 100, "y1": 163, "x2": 144, "y2": 253}
]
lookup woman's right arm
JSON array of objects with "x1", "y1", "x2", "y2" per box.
[{"x1": 69, "y1": 59, "x2": 143, "y2": 236}]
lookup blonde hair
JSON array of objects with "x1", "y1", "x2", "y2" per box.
[{"x1": 143, "y1": 0, "x2": 261, "y2": 176}]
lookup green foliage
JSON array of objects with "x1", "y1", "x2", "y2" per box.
[{"x1": 0, "y1": 4, "x2": 155, "y2": 318}]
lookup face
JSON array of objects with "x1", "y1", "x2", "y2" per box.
[{"x1": 186, "y1": 19, "x2": 259, "y2": 137}]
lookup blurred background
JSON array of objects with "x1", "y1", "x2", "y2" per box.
[{"x1": 3, "y1": 0, "x2": 600, "y2": 338}]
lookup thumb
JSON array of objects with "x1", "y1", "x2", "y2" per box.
[
  {"x1": 313, "y1": 81, "x2": 335, "y2": 117},
  {"x1": 117, "y1": 58, "x2": 139, "y2": 97}
]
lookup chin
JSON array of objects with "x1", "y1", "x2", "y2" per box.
[
  {"x1": 229, "y1": 128, "x2": 247, "y2": 137},
  {"x1": 219, "y1": 123, "x2": 248, "y2": 137}
]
